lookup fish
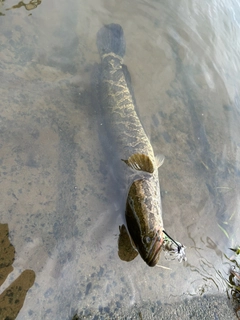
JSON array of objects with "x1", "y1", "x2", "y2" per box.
[{"x1": 94, "y1": 23, "x2": 185, "y2": 267}]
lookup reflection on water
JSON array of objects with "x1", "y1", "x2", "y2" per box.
[
  {"x1": 0, "y1": 0, "x2": 240, "y2": 319},
  {"x1": 0, "y1": 224, "x2": 35, "y2": 319}
]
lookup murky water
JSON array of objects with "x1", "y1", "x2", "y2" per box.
[{"x1": 0, "y1": 0, "x2": 240, "y2": 319}]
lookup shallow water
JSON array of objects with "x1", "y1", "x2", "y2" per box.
[{"x1": 0, "y1": 0, "x2": 240, "y2": 319}]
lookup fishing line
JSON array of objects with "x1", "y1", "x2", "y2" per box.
[{"x1": 163, "y1": 230, "x2": 181, "y2": 253}]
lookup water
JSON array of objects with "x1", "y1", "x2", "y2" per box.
[{"x1": 0, "y1": 0, "x2": 240, "y2": 319}]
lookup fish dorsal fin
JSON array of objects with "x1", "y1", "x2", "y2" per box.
[{"x1": 122, "y1": 153, "x2": 154, "y2": 173}]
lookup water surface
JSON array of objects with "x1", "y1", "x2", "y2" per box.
[{"x1": 0, "y1": 0, "x2": 240, "y2": 319}]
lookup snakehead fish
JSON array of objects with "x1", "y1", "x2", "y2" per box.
[{"x1": 95, "y1": 23, "x2": 165, "y2": 267}]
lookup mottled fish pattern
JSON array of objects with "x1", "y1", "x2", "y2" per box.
[{"x1": 95, "y1": 24, "x2": 164, "y2": 266}]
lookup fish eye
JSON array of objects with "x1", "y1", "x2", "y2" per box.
[{"x1": 144, "y1": 236, "x2": 151, "y2": 244}]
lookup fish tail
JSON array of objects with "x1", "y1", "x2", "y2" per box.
[{"x1": 96, "y1": 23, "x2": 126, "y2": 58}]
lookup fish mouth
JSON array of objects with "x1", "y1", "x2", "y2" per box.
[{"x1": 146, "y1": 238, "x2": 163, "y2": 267}]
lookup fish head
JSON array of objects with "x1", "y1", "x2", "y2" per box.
[{"x1": 125, "y1": 178, "x2": 164, "y2": 267}]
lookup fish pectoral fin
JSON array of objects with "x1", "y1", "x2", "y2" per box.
[
  {"x1": 121, "y1": 153, "x2": 154, "y2": 173},
  {"x1": 155, "y1": 154, "x2": 165, "y2": 168},
  {"x1": 118, "y1": 224, "x2": 138, "y2": 262}
]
